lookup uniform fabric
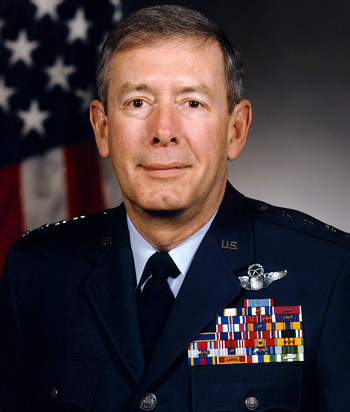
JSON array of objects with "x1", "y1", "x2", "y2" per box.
[{"x1": 0, "y1": 182, "x2": 349, "y2": 411}]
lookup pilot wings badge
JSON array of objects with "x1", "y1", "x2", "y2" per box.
[{"x1": 238, "y1": 263, "x2": 287, "y2": 291}]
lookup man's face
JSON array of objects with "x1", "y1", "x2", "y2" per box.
[{"x1": 92, "y1": 38, "x2": 249, "y2": 221}]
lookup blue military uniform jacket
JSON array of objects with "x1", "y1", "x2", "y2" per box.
[{"x1": 0, "y1": 182, "x2": 349, "y2": 411}]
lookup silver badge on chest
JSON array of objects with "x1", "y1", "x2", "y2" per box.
[{"x1": 238, "y1": 263, "x2": 287, "y2": 291}]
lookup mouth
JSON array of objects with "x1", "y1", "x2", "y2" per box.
[{"x1": 141, "y1": 162, "x2": 190, "y2": 177}]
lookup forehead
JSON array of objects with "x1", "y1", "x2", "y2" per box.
[{"x1": 107, "y1": 38, "x2": 226, "y2": 89}]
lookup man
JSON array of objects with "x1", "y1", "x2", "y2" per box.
[{"x1": 0, "y1": 5, "x2": 349, "y2": 412}]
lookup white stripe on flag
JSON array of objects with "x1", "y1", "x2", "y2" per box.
[
  {"x1": 100, "y1": 157, "x2": 123, "y2": 209},
  {"x1": 21, "y1": 147, "x2": 68, "y2": 229}
]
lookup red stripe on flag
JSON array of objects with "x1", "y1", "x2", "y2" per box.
[
  {"x1": 0, "y1": 164, "x2": 25, "y2": 275},
  {"x1": 63, "y1": 140, "x2": 105, "y2": 219}
]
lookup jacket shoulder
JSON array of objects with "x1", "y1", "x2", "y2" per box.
[
  {"x1": 244, "y1": 197, "x2": 350, "y2": 250},
  {"x1": 16, "y1": 206, "x2": 124, "y2": 251}
]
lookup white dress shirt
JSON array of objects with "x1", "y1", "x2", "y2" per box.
[{"x1": 127, "y1": 213, "x2": 216, "y2": 297}]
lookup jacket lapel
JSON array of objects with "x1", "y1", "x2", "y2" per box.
[
  {"x1": 140, "y1": 183, "x2": 255, "y2": 388},
  {"x1": 85, "y1": 207, "x2": 145, "y2": 384}
]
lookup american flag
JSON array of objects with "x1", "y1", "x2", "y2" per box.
[{"x1": 0, "y1": 0, "x2": 124, "y2": 272}]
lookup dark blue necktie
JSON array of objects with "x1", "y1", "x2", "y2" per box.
[{"x1": 137, "y1": 251, "x2": 180, "y2": 361}]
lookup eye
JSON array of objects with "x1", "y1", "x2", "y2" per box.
[
  {"x1": 124, "y1": 98, "x2": 153, "y2": 118},
  {"x1": 188, "y1": 100, "x2": 201, "y2": 108},
  {"x1": 130, "y1": 99, "x2": 144, "y2": 108}
]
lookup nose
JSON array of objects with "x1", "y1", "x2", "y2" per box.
[{"x1": 150, "y1": 104, "x2": 179, "y2": 145}]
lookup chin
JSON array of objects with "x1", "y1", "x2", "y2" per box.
[
  {"x1": 141, "y1": 188, "x2": 186, "y2": 208},
  {"x1": 125, "y1": 187, "x2": 191, "y2": 217},
  {"x1": 140, "y1": 195, "x2": 186, "y2": 217}
]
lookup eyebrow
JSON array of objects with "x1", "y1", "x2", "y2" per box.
[
  {"x1": 117, "y1": 82, "x2": 154, "y2": 95},
  {"x1": 116, "y1": 82, "x2": 214, "y2": 99},
  {"x1": 178, "y1": 85, "x2": 215, "y2": 100}
]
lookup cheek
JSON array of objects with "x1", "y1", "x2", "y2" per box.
[
  {"x1": 189, "y1": 123, "x2": 228, "y2": 162},
  {"x1": 108, "y1": 121, "x2": 143, "y2": 163}
]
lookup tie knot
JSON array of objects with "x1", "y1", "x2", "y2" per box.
[{"x1": 147, "y1": 251, "x2": 180, "y2": 280}]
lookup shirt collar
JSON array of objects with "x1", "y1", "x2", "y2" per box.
[{"x1": 127, "y1": 212, "x2": 216, "y2": 288}]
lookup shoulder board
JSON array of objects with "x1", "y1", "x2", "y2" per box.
[
  {"x1": 245, "y1": 198, "x2": 350, "y2": 250},
  {"x1": 22, "y1": 209, "x2": 113, "y2": 238}
]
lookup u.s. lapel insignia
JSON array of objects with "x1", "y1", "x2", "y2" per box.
[
  {"x1": 101, "y1": 237, "x2": 113, "y2": 246},
  {"x1": 238, "y1": 263, "x2": 287, "y2": 291}
]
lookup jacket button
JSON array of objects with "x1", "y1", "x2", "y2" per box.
[
  {"x1": 245, "y1": 396, "x2": 259, "y2": 410},
  {"x1": 50, "y1": 387, "x2": 58, "y2": 399},
  {"x1": 138, "y1": 392, "x2": 158, "y2": 411}
]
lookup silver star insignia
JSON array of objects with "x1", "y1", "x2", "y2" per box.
[{"x1": 238, "y1": 263, "x2": 287, "y2": 291}]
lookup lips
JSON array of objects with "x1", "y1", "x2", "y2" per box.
[
  {"x1": 142, "y1": 162, "x2": 189, "y2": 171},
  {"x1": 141, "y1": 162, "x2": 190, "y2": 177}
]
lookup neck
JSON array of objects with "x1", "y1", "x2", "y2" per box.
[{"x1": 125, "y1": 187, "x2": 226, "y2": 251}]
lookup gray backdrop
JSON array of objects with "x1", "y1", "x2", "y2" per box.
[{"x1": 121, "y1": 0, "x2": 350, "y2": 231}]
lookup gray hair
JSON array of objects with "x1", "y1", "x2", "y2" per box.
[{"x1": 96, "y1": 5, "x2": 244, "y2": 114}]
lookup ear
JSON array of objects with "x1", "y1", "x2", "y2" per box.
[
  {"x1": 227, "y1": 99, "x2": 252, "y2": 161},
  {"x1": 90, "y1": 99, "x2": 110, "y2": 159}
]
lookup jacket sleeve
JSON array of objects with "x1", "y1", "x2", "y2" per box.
[
  {"x1": 0, "y1": 246, "x2": 36, "y2": 412},
  {"x1": 316, "y1": 254, "x2": 350, "y2": 411}
]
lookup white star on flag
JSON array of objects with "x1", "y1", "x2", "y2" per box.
[
  {"x1": 66, "y1": 8, "x2": 94, "y2": 44},
  {"x1": 44, "y1": 56, "x2": 77, "y2": 92},
  {"x1": 17, "y1": 99, "x2": 51, "y2": 136},
  {"x1": 0, "y1": 77, "x2": 17, "y2": 113},
  {"x1": 4, "y1": 30, "x2": 40, "y2": 67},
  {"x1": 110, "y1": 0, "x2": 123, "y2": 23},
  {"x1": 75, "y1": 87, "x2": 95, "y2": 113},
  {"x1": 31, "y1": 0, "x2": 64, "y2": 21}
]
